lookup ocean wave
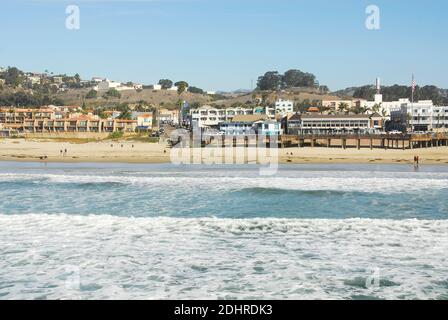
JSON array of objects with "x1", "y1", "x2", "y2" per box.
[
  {"x1": 0, "y1": 214, "x2": 447, "y2": 300},
  {"x1": 0, "y1": 173, "x2": 447, "y2": 193}
]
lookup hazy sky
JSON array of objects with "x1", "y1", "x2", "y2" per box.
[{"x1": 0, "y1": 0, "x2": 447, "y2": 91}]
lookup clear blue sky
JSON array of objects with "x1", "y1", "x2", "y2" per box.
[{"x1": 0, "y1": 0, "x2": 447, "y2": 91}]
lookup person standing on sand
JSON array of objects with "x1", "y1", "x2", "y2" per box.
[{"x1": 64, "y1": 149, "x2": 67, "y2": 157}]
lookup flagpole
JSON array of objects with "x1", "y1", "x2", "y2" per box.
[{"x1": 412, "y1": 74, "x2": 416, "y2": 131}]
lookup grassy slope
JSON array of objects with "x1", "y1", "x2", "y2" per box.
[{"x1": 54, "y1": 88, "x2": 344, "y2": 108}]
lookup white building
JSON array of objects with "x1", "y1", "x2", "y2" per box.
[
  {"x1": 97, "y1": 79, "x2": 122, "y2": 91},
  {"x1": 265, "y1": 107, "x2": 276, "y2": 119},
  {"x1": 389, "y1": 99, "x2": 448, "y2": 131},
  {"x1": 275, "y1": 99, "x2": 294, "y2": 116},
  {"x1": 256, "y1": 120, "x2": 283, "y2": 136},
  {"x1": 92, "y1": 77, "x2": 104, "y2": 83},
  {"x1": 300, "y1": 113, "x2": 384, "y2": 134},
  {"x1": 26, "y1": 75, "x2": 41, "y2": 85},
  {"x1": 432, "y1": 106, "x2": 448, "y2": 130},
  {"x1": 96, "y1": 79, "x2": 140, "y2": 92},
  {"x1": 363, "y1": 94, "x2": 407, "y2": 117},
  {"x1": 190, "y1": 106, "x2": 255, "y2": 128},
  {"x1": 136, "y1": 114, "x2": 153, "y2": 130}
]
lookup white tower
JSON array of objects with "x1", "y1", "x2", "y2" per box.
[{"x1": 374, "y1": 77, "x2": 383, "y2": 104}]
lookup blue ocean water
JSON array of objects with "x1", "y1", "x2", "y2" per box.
[{"x1": 0, "y1": 162, "x2": 447, "y2": 299}]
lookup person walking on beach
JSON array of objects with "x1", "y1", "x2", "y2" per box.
[{"x1": 64, "y1": 149, "x2": 67, "y2": 157}]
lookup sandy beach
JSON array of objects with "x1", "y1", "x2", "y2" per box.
[{"x1": 1, "y1": 138, "x2": 448, "y2": 165}]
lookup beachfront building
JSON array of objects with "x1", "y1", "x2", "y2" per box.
[
  {"x1": 432, "y1": 106, "x2": 448, "y2": 130},
  {"x1": 219, "y1": 115, "x2": 268, "y2": 135},
  {"x1": 191, "y1": 106, "x2": 221, "y2": 128},
  {"x1": 255, "y1": 119, "x2": 282, "y2": 136},
  {"x1": 136, "y1": 114, "x2": 153, "y2": 131},
  {"x1": 389, "y1": 101, "x2": 448, "y2": 132},
  {"x1": 299, "y1": 113, "x2": 384, "y2": 134},
  {"x1": 158, "y1": 108, "x2": 180, "y2": 126},
  {"x1": 0, "y1": 108, "x2": 137, "y2": 133},
  {"x1": 282, "y1": 113, "x2": 302, "y2": 135},
  {"x1": 190, "y1": 106, "x2": 255, "y2": 128},
  {"x1": 322, "y1": 99, "x2": 367, "y2": 112}
]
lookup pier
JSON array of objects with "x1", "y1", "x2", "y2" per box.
[
  {"x1": 190, "y1": 133, "x2": 448, "y2": 150},
  {"x1": 280, "y1": 133, "x2": 448, "y2": 150}
]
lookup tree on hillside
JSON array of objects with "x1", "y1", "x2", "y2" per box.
[
  {"x1": 5, "y1": 67, "x2": 23, "y2": 87},
  {"x1": 282, "y1": 69, "x2": 318, "y2": 88},
  {"x1": 85, "y1": 89, "x2": 98, "y2": 99},
  {"x1": 188, "y1": 86, "x2": 204, "y2": 94},
  {"x1": 190, "y1": 102, "x2": 201, "y2": 109},
  {"x1": 103, "y1": 89, "x2": 121, "y2": 99},
  {"x1": 158, "y1": 79, "x2": 173, "y2": 89},
  {"x1": 319, "y1": 85, "x2": 329, "y2": 93},
  {"x1": 257, "y1": 71, "x2": 282, "y2": 91},
  {"x1": 175, "y1": 81, "x2": 189, "y2": 96}
]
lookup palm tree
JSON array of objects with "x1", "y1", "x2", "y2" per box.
[
  {"x1": 372, "y1": 103, "x2": 382, "y2": 113},
  {"x1": 175, "y1": 81, "x2": 188, "y2": 126},
  {"x1": 338, "y1": 102, "x2": 349, "y2": 114}
]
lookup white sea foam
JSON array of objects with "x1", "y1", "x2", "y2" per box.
[
  {"x1": 0, "y1": 172, "x2": 447, "y2": 193},
  {"x1": 0, "y1": 214, "x2": 447, "y2": 300}
]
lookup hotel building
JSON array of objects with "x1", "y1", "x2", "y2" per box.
[
  {"x1": 299, "y1": 113, "x2": 384, "y2": 134},
  {"x1": 0, "y1": 108, "x2": 137, "y2": 133}
]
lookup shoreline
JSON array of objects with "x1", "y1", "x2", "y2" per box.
[{"x1": 1, "y1": 139, "x2": 448, "y2": 165}]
